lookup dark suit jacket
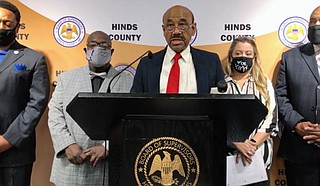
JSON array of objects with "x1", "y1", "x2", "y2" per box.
[
  {"x1": 0, "y1": 41, "x2": 50, "y2": 167},
  {"x1": 131, "y1": 46, "x2": 225, "y2": 93},
  {"x1": 276, "y1": 43, "x2": 320, "y2": 165}
]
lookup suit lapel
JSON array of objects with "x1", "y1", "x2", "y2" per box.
[
  {"x1": 78, "y1": 66, "x2": 93, "y2": 92},
  {"x1": 149, "y1": 49, "x2": 165, "y2": 93},
  {"x1": 77, "y1": 66, "x2": 118, "y2": 93},
  {"x1": 99, "y1": 67, "x2": 117, "y2": 92},
  {"x1": 191, "y1": 47, "x2": 207, "y2": 93},
  {"x1": 0, "y1": 45, "x2": 24, "y2": 74},
  {"x1": 301, "y1": 43, "x2": 320, "y2": 83}
]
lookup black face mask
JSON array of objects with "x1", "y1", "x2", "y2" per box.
[
  {"x1": 231, "y1": 57, "x2": 253, "y2": 73},
  {"x1": 0, "y1": 24, "x2": 18, "y2": 46},
  {"x1": 308, "y1": 25, "x2": 320, "y2": 45}
]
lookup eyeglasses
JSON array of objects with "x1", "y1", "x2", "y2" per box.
[
  {"x1": 87, "y1": 41, "x2": 111, "y2": 49},
  {"x1": 164, "y1": 23, "x2": 193, "y2": 32}
]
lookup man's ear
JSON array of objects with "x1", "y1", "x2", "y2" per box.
[
  {"x1": 83, "y1": 48, "x2": 87, "y2": 53},
  {"x1": 111, "y1": 48, "x2": 115, "y2": 55},
  {"x1": 191, "y1": 22, "x2": 197, "y2": 36}
]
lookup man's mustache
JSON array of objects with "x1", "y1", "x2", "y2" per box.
[{"x1": 171, "y1": 35, "x2": 183, "y2": 40}]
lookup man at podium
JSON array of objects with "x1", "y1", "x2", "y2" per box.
[
  {"x1": 48, "y1": 31, "x2": 133, "y2": 186},
  {"x1": 128, "y1": 5, "x2": 225, "y2": 185},
  {"x1": 131, "y1": 5, "x2": 224, "y2": 94}
]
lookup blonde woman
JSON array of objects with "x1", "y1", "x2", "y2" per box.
[{"x1": 225, "y1": 36, "x2": 278, "y2": 185}]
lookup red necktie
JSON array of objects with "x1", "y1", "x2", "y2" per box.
[{"x1": 166, "y1": 53, "x2": 181, "y2": 93}]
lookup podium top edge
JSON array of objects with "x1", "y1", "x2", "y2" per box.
[{"x1": 76, "y1": 92, "x2": 257, "y2": 100}]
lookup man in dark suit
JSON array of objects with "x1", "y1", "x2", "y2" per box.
[
  {"x1": 0, "y1": 1, "x2": 50, "y2": 186},
  {"x1": 131, "y1": 5, "x2": 224, "y2": 93},
  {"x1": 275, "y1": 6, "x2": 320, "y2": 186}
]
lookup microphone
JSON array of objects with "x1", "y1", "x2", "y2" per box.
[
  {"x1": 106, "y1": 50, "x2": 153, "y2": 93},
  {"x1": 210, "y1": 80, "x2": 228, "y2": 94},
  {"x1": 217, "y1": 80, "x2": 228, "y2": 93}
]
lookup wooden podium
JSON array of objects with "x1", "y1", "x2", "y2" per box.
[{"x1": 67, "y1": 93, "x2": 267, "y2": 186}]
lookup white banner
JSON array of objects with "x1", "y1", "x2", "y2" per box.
[{"x1": 20, "y1": 0, "x2": 320, "y2": 45}]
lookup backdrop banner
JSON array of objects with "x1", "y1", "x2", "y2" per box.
[{"x1": 12, "y1": 0, "x2": 319, "y2": 185}]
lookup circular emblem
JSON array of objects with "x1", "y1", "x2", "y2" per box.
[
  {"x1": 135, "y1": 137, "x2": 200, "y2": 186},
  {"x1": 278, "y1": 16, "x2": 309, "y2": 48},
  {"x1": 114, "y1": 65, "x2": 136, "y2": 77},
  {"x1": 53, "y1": 16, "x2": 86, "y2": 48}
]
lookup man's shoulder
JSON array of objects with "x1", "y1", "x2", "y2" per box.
[
  {"x1": 140, "y1": 49, "x2": 165, "y2": 62},
  {"x1": 10, "y1": 41, "x2": 43, "y2": 57},
  {"x1": 284, "y1": 43, "x2": 312, "y2": 55},
  {"x1": 22, "y1": 46, "x2": 40, "y2": 54},
  {"x1": 149, "y1": 49, "x2": 166, "y2": 58},
  {"x1": 191, "y1": 47, "x2": 218, "y2": 57},
  {"x1": 283, "y1": 46, "x2": 300, "y2": 54},
  {"x1": 59, "y1": 66, "x2": 87, "y2": 78}
]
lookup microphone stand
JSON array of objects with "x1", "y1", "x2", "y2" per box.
[
  {"x1": 106, "y1": 50, "x2": 152, "y2": 93},
  {"x1": 102, "y1": 50, "x2": 153, "y2": 184}
]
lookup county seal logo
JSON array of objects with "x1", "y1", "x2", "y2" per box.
[
  {"x1": 53, "y1": 16, "x2": 86, "y2": 48},
  {"x1": 114, "y1": 65, "x2": 136, "y2": 78},
  {"x1": 278, "y1": 16, "x2": 309, "y2": 48},
  {"x1": 135, "y1": 137, "x2": 200, "y2": 186}
]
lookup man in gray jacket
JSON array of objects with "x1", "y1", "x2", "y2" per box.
[{"x1": 48, "y1": 31, "x2": 133, "y2": 186}]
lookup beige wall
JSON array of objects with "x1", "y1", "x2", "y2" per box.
[{"x1": 31, "y1": 88, "x2": 54, "y2": 186}]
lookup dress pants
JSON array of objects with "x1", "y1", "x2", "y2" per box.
[
  {"x1": 285, "y1": 160, "x2": 320, "y2": 186},
  {"x1": 0, "y1": 165, "x2": 33, "y2": 186}
]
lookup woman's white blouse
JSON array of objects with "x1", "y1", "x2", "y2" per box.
[{"x1": 225, "y1": 75, "x2": 278, "y2": 170}]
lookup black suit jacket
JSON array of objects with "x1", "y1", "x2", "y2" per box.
[
  {"x1": 276, "y1": 43, "x2": 320, "y2": 165},
  {"x1": 131, "y1": 46, "x2": 225, "y2": 93},
  {"x1": 0, "y1": 41, "x2": 50, "y2": 167}
]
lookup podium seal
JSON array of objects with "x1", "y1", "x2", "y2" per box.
[{"x1": 135, "y1": 137, "x2": 199, "y2": 186}]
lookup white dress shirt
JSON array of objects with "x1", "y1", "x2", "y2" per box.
[
  {"x1": 159, "y1": 45, "x2": 197, "y2": 93},
  {"x1": 313, "y1": 44, "x2": 320, "y2": 76}
]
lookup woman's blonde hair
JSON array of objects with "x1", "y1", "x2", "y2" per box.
[{"x1": 225, "y1": 36, "x2": 270, "y2": 108}]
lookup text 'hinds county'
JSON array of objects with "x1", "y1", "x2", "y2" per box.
[
  {"x1": 110, "y1": 23, "x2": 142, "y2": 42},
  {"x1": 221, "y1": 23, "x2": 254, "y2": 41},
  {"x1": 16, "y1": 23, "x2": 29, "y2": 40}
]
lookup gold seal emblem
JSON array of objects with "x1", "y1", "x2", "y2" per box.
[
  {"x1": 53, "y1": 16, "x2": 85, "y2": 48},
  {"x1": 135, "y1": 137, "x2": 200, "y2": 186}
]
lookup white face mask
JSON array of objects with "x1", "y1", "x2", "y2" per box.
[{"x1": 86, "y1": 46, "x2": 111, "y2": 67}]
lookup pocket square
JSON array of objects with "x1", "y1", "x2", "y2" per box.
[{"x1": 14, "y1": 64, "x2": 27, "y2": 71}]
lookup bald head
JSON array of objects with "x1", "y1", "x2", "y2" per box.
[
  {"x1": 309, "y1": 6, "x2": 320, "y2": 26},
  {"x1": 87, "y1": 31, "x2": 111, "y2": 48},
  {"x1": 161, "y1": 5, "x2": 196, "y2": 53},
  {"x1": 162, "y1": 5, "x2": 194, "y2": 24},
  {"x1": 311, "y1": 6, "x2": 320, "y2": 15}
]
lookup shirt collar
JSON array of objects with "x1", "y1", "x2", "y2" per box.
[
  {"x1": 166, "y1": 45, "x2": 191, "y2": 62},
  {"x1": 313, "y1": 44, "x2": 320, "y2": 54},
  {"x1": 0, "y1": 50, "x2": 8, "y2": 55},
  {"x1": 225, "y1": 76, "x2": 233, "y2": 82},
  {"x1": 226, "y1": 75, "x2": 254, "y2": 83}
]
